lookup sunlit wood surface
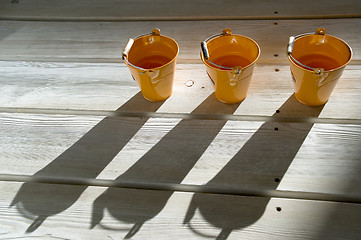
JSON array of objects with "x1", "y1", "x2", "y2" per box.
[{"x1": 1, "y1": 1, "x2": 361, "y2": 239}]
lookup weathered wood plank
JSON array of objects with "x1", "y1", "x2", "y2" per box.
[
  {"x1": 0, "y1": 1, "x2": 360, "y2": 238},
  {"x1": 1, "y1": 181, "x2": 361, "y2": 239},
  {"x1": 1, "y1": 110, "x2": 360, "y2": 195},
  {"x1": 1, "y1": 0, "x2": 360, "y2": 21},
  {"x1": 1, "y1": 62, "x2": 360, "y2": 119},
  {"x1": 0, "y1": 19, "x2": 360, "y2": 61}
]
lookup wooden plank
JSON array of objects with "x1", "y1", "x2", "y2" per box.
[
  {"x1": 0, "y1": 93, "x2": 168, "y2": 177},
  {"x1": 1, "y1": 62, "x2": 360, "y2": 119},
  {"x1": 0, "y1": 19, "x2": 360, "y2": 62},
  {"x1": 183, "y1": 121, "x2": 361, "y2": 195},
  {"x1": 1, "y1": 110, "x2": 360, "y2": 195},
  {"x1": 0, "y1": 2, "x2": 360, "y2": 238},
  {"x1": 0, "y1": 61, "x2": 139, "y2": 111},
  {"x1": 1, "y1": 181, "x2": 361, "y2": 239},
  {"x1": 0, "y1": 0, "x2": 360, "y2": 21}
]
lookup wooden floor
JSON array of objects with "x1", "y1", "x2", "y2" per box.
[{"x1": 1, "y1": 1, "x2": 361, "y2": 239}]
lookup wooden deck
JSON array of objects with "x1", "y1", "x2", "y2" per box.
[{"x1": 0, "y1": 1, "x2": 361, "y2": 239}]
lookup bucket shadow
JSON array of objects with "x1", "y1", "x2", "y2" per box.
[
  {"x1": 10, "y1": 92, "x2": 164, "y2": 233},
  {"x1": 91, "y1": 93, "x2": 240, "y2": 238},
  {"x1": 183, "y1": 94, "x2": 324, "y2": 239}
]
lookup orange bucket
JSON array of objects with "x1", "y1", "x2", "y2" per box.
[
  {"x1": 201, "y1": 29, "x2": 260, "y2": 104},
  {"x1": 122, "y1": 29, "x2": 179, "y2": 102},
  {"x1": 287, "y1": 28, "x2": 352, "y2": 106}
]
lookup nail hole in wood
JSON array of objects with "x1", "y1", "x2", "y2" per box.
[
  {"x1": 276, "y1": 109, "x2": 280, "y2": 113},
  {"x1": 185, "y1": 80, "x2": 194, "y2": 87},
  {"x1": 274, "y1": 127, "x2": 279, "y2": 131},
  {"x1": 274, "y1": 11, "x2": 278, "y2": 14},
  {"x1": 276, "y1": 207, "x2": 282, "y2": 212},
  {"x1": 275, "y1": 178, "x2": 280, "y2": 183},
  {"x1": 274, "y1": 22, "x2": 278, "y2": 25},
  {"x1": 275, "y1": 68, "x2": 280, "y2": 72}
]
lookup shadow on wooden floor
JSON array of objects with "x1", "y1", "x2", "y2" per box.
[
  {"x1": 10, "y1": 91, "x2": 164, "y2": 232},
  {"x1": 183, "y1": 94, "x2": 324, "y2": 239},
  {"x1": 9, "y1": 92, "x2": 326, "y2": 238},
  {"x1": 91, "y1": 93, "x2": 240, "y2": 238},
  {"x1": 314, "y1": 126, "x2": 361, "y2": 239}
]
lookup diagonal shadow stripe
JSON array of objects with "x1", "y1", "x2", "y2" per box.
[
  {"x1": 183, "y1": 94, "x2": 324, "y2": 240},
  {"x1": 91, "y1": 93, "x2": 241, "y2": 238},
  {"x1": 10, "y1": 92, "x2": 164, "y2": 233}
]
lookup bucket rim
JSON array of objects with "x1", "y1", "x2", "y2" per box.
[
  {"x1": 287, "y1": 32, "x2": 353, "y2": 73},
  {"x1": 201, "y1": 34, "x2": 261, "y2": 72},
  {"x1": 123, "y1": 30, "x2": 179, "y2": 72}
]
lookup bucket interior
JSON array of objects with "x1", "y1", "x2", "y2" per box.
[
  {"x1": 292, "y1": 34, "x2": 352, "y2": 71},
  {"x1": 207, "y1": 35, "x2": 260, "y2": 69},
  {"x1": 127, "y1": 35, "x2": 178, "y2": 69}
]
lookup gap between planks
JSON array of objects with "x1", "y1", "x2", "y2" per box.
[
  {"x1": 1, "y1": 107, "x2": 361, "y2": 125},
  {"x1": 1, "y1": 14, "x2": 361, "y2": 22},
  {"x1": 1, "y1": 173, "x2": 361, "y2": 205},
  {"x1": 1, "y1": 58, "x2": 361, "y2": 65}
]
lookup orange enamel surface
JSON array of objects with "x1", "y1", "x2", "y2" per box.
[
  {"x1": 201, "y1": 34, "x2": 260, "y2": 104},
  {"x1": 124, "y1": 33, "x2": 179, "y2": 102},
  {"x1": 289, "y1": 32, "x2": 352, "y2": 106}
]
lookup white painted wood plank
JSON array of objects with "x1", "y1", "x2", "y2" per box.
[
  {"x1": 1, "y1": 62, "x2": 360, "y2": 119},
  {"x1": 1, "y1": 181, "x2": 361, "y2": 239},
  {"x1": 1, "y1": 0, "x2": 360, "y2": 21},
  {"x1": 0, "y1": 61, "x2": 139, "y2": 111},
  {"x1": 183, "y1": 122, "x2": 361, "y2": 194},
  {"x1": 0, "y1": 2, "x2": 359, "y2": 237},
  {"x1": 0, "y1": 19, "x2": 360, "y2": 61},
  {"x1": 0, "y1": 93, "x2": 172, "y2": 177},
  {"x1": 279, "y1": 124, "x2": 361, "y2": 195},
  {"x1": 1, "y1": 111, "x2": 360, "y2": 195},
  {"x1": 178, "y1": 93, "x2": 361, "y2": 195}
]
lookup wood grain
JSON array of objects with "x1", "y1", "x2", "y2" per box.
[
  {"x1": 1, "y1": 0, "x2": 360, "y2": 21},
  {"x1": 0, "y1": 19, "x2": 360, "y2": 62},
  {"x1": 1, "y1": 62, "x2": 360, "y2": 119},
  {"x1": 1, "y1": 181, "x2": 361, "y2": 239},
  {"x1": 0, "y1": 0, "x2": 361, "y2": 238},
  {"x1": 1, "y1": 110, "x2": 360, "y2": 195}
]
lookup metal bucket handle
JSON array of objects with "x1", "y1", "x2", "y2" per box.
[
  {"x1": 122, "y1": 28, "x2": 161, "y2": 75},
  {"x1": 287, "y1": 28, "x2": 326, "y2": 76},
  {"x1": 201, "y1": 28, "x2": 242, "y2": 74}
]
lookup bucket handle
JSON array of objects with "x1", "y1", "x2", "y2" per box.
[
  {"x1": 201, "y1": 28, "x2": 242, "y2": 74},
  {"x1": 287, "y1": 28, "x2": 327, "y2": 76},
  {"x1": 122, "y1": 28, "x2": 161, "y2": 74}
]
